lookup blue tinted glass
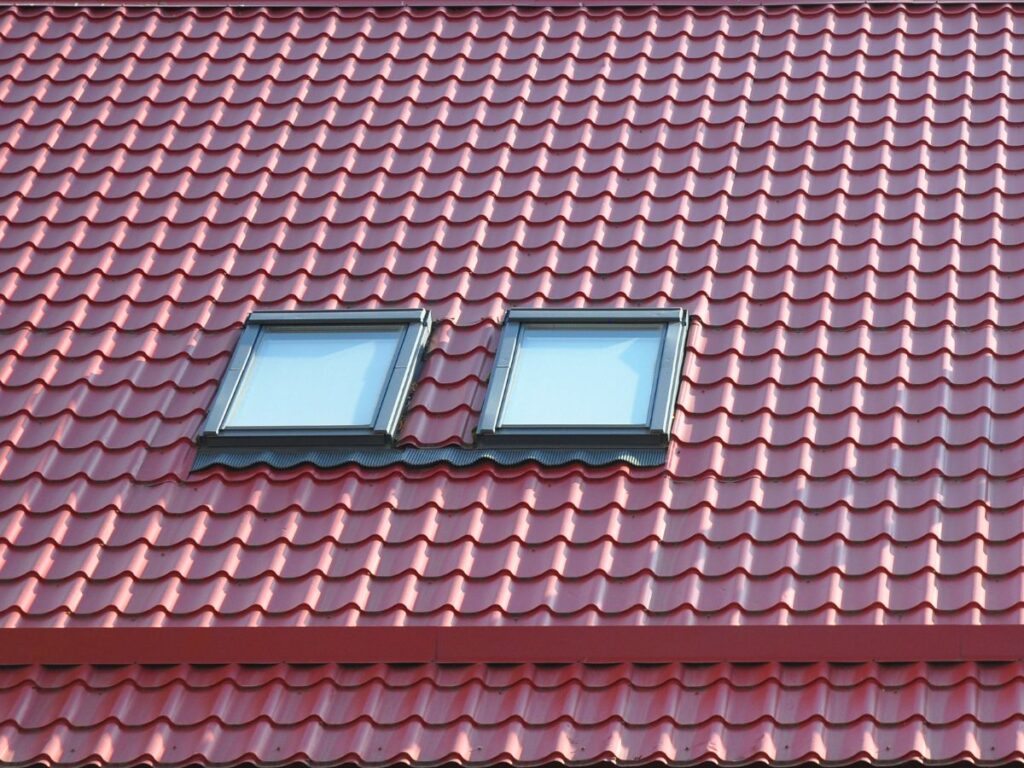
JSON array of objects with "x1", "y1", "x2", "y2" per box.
[
  {"x1": 225, "y1": 327, "x2": 402, "y2": 428},
  {"x1": 500, "y1": 326, "x2": 662, "y2": 427}
]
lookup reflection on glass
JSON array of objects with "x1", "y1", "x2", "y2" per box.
[
  {"x1": 225, "y1": 327, "x2": 402, "y2": 428},
  {"x1": 500, "y1": 326, "x2": 662, "y2": 427}
]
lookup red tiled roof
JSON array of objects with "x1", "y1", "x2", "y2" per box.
[
  {"x1": 1, "y1": 2, "x2": 1022, "y2": 763},
  {"x1": 5, "y1": 662, "x2": 1024, "y2": 767},
  {"x1": 3, "y1": 4, "x2": 1023, "y2": 640}
]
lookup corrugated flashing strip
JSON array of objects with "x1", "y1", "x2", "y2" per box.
[{"x1": 192, "y1": 445, "x2": 668, "y2": 472}]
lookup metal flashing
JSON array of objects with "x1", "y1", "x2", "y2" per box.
[{"x1": 192, "y1": 444, "x2": 669, "y2": 471}]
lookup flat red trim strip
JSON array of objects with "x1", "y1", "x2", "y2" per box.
[{"x1": 6, "y1": 626, "x2": 1024, "y2": 664}]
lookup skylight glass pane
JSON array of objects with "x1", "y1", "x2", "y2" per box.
[
  {"x1": 224, "y1": 327, "x2": 402, "y2": 428},
  {"x1": 500, "y1": 325, "x2": 663, "y2": 427}
]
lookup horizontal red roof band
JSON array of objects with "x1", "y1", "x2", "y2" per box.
[
  {"x1": 0, "y1": 0, "x2": 1003, "y2": 5},
  {"x1": 0, "y1": 0, "x2": 1010, "y2": 6},
  {"x1": 7, "y1": 625, "x2": 1024, "y2": 664}
]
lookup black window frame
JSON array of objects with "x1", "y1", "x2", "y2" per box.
[
  {"x1": 198, "y1": 309, "x2": 431, "y2": 447},
  {"x1": 476, "y1": 308, "x2": 689, "y2": 446}
]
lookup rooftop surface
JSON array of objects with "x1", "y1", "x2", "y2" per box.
[{"x1": 0, "y1": 2, "x2": 1022, "y2": 765}]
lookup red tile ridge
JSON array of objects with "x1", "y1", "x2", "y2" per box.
[{"x1": 5, "y1": 624, "x2": 1024, "y2": 665}]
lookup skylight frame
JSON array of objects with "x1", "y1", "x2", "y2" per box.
[
  {"x1": 476, "y1": 308, "x2": 689, "y2": 446},
  {"x1": 198, "y1": 309, "x2": 431, "y2": 447}
]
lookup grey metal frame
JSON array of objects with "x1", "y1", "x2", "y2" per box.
[
  {"x1": 476, "y1": 308, "x2": 689, "y2": 446},
  {"x1": 198, "y1": 309, "x2": 431, "y2": 447}
]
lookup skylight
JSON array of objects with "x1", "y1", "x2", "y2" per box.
[
  {"x1": 199, "y1": 309, "x2": 431, "y2": 445},
  {"x1": 477, "y1": 309, "x2": 688, "y2": 445}
]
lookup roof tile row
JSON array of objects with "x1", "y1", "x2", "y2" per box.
[{"x1": 4, "y1": 662, "x2": 1024, "y2": 767}]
